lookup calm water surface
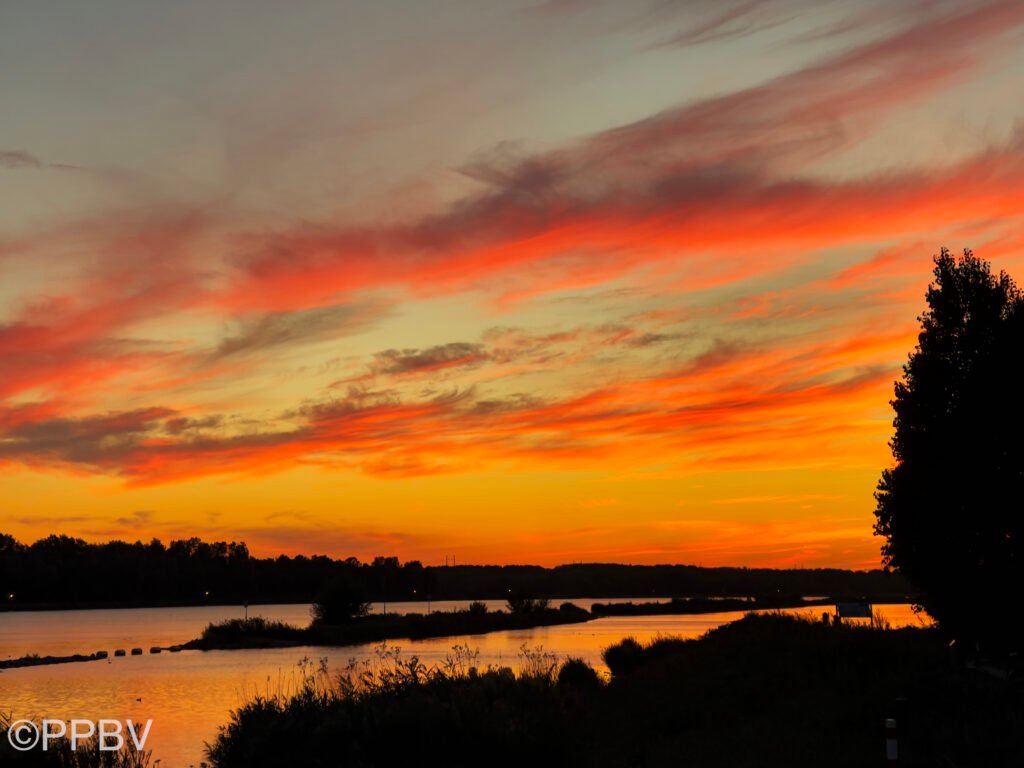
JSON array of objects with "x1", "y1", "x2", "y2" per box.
[{"x1": 0, "y1": 601, "x2": 930, "y2": 767}]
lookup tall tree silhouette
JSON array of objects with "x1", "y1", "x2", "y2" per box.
[{"x1": 875, "y1": 249, "x2": 1024, "y2": 650}]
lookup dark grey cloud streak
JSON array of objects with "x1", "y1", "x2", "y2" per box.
[{"x1": 0, "y1": 150, "x2": 42, "y2": 169}]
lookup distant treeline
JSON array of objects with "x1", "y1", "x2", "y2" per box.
[{"x1": 0, "y1": 533, "x2": 912, "y2": 610}]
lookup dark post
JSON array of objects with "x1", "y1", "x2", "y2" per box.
[{"x1": 885, "y1": 717, "x2": 898, "y2": 765}]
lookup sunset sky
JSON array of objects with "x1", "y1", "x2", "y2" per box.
[{"x1": 2, "y1": 0, "x2": 1024, "y2": 568}]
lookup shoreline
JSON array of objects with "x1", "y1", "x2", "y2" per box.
[{"x1": 1, "y1": 597, "x2": 912, "y2": 669}]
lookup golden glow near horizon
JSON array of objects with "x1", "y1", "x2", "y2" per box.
[{"x1": 3, "y1": 1, "x2": 1024, "y2": 567}]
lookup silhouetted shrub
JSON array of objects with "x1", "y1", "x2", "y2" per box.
[
  {"x1": 506, "y1": 594, "x2": 550, "y2": 614},
  {"x1": 557, "y1": 657, "x2": 601, "y2": 691},
  {"x1": 602, "y1": 636, "x2": 644, "y2": 677},
  {"x1": 201, "y1": 617, "x2": 304, "y2": 646},
  {"x1": 468, "y1": 600, "x2": 488, "y2": 616}
]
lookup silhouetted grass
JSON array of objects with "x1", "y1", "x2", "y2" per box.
[
  {"x1": 206, "y1": 642, "x2": 593, "y2": 768},
  {"x1": 206, "y1": 612, "x2": 1023, "y2": 768}
]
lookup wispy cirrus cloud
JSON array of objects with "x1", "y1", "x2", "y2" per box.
[
  {"x1": 365, "y1": 342, "x2": 490, "y2": 377},
  {"x1": 656, "y1": 0, "x2": 788, "y2": 48}
]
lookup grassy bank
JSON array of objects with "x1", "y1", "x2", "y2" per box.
[
  {"x1": 206, "y1": 612, "x2": 1022, "y2": 768},
  {"x1": 189, "y1": 602, "x2": 592, "y2": 650}
]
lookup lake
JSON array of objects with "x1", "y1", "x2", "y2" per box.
[{"x1": 0, "y1": 601, "x2": 929, "y2": 767}]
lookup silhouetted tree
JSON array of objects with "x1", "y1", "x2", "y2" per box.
[
  {"x1": 506, "y1": 593, "x2": 549, "y2": 614},
  {"x1": 874, "y1": 249, "x2": 1024, "y2": 650},
  {"x1": 311, "y1": 574, "x2": 371, "y2": 624}
]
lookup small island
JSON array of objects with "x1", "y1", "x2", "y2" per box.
[{"x1": 188, "y1": 597, "x2": 592, "y2": 651}]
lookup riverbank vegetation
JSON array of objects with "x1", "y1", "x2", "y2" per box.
[{"x1": 205, "y1": 612, "x2": 1021, "y2": 767}]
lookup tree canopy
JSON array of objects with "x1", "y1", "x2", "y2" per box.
[{"x1": 875, "y1": 249, "x2": 1024, "y2": 649}]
